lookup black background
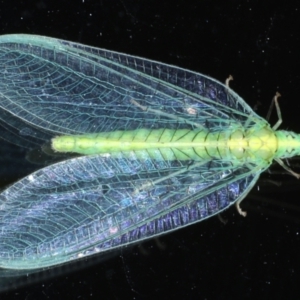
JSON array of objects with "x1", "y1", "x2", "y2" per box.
[{"x1": 1, "y1": 0, "x2": 300, "y2": 299}]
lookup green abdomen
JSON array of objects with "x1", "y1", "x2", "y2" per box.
[{"x1": 52, "y1": 127, "x2": 278, "y2": 162}]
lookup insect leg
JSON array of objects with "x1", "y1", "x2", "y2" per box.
[
  {"x1": 132, "y1": 160, "x2": 209, "y2": 195},
  {"x1": 275, "y1": 158, "x2": 300, "y2": 179},
  {"x1": 225, "y1": 75, "x2": 234, "y2": 87},
  {"x1": 225, "y1": 76, "x2": 261, "y2": 129},
  {"x1": 266, "y1": 92, "x2": 282, "y2": 130},
  {"x1": 130, "y1": 99, "x2": 205, "y2": 129},
  {"x1": 235, "y1": 196, "x2": 248, "y2": 217}
]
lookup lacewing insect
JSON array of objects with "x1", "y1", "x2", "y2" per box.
[{"x1": 0, "y1": 34, "x2": 299, "y2": 272}]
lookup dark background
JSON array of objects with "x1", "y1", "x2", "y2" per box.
[{"x1": 1, "y1": 0, "x2": 300, "y2": 299}]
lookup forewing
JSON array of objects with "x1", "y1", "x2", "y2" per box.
[
  {"x1": 0, "y1": 153, "x2": 264, "y2": 270},
  {"x1": 0, "y1": 34, "x2": 267, "y2": 141}
]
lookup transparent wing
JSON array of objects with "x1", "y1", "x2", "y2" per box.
[
  {"x1": 0, "y1": 34, "x2": 267, "y2": 143},
  {"x1": 0, "y1": 153, "x2": 264, "y2": 270},
  {"x1": 0, "y1": 35, "x2": 268, "y2": 271}
]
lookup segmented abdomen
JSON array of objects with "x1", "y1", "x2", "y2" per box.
[{"x1": 52, "y1": 126, "x2": 278, "y2": 162}]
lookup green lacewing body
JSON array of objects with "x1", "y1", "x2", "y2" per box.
[{"x1": 0, "y1": 34, "x2": 299, "y2": 271}]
